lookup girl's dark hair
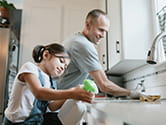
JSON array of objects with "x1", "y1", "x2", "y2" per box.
[{"x1": 32, "y1": 43, "x2": 68, "y2": 63}]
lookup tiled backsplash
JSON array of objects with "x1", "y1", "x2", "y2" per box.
[{"x1": 123, "y1": 63, "x2": 166, "y2": 99}]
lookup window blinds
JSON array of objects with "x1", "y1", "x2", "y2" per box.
[{"x1": 157, "y1": 5, "x2": 166, "y2": 54}]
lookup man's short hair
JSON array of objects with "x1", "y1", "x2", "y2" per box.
[{"x1": 86, "y1": 9, "x2": 107, "y2": 24}]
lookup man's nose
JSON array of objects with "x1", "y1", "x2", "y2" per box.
[{"x1": 100, "y1": 32, "x2": 105, "y2": 38}]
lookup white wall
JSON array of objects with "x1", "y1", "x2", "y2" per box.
[
  {"x1": 19, "y1": 0, "x2": 106, "y2": 67},
  {"x1": 123, "y1": 63, "x2": 166, "y2": 99}
]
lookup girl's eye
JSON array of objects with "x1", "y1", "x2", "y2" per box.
[{"x1": 59, "y1": 58, "x2": 65, "y2": 63}]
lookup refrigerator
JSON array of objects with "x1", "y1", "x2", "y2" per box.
[
  {"x1": 0, "y1": 9, "x2": 22, "y2": 124},
  {"x1": 0, "y1": 28, "x2": 10, "y2": 124}
]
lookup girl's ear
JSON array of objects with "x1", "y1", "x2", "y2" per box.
[{"x1": 42, "y1": 50, "x2": 50, "y2": 60}]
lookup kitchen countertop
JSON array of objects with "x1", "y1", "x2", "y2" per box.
[{"x1": 86, "y1": 97, "x2": 166, "y2": 125}]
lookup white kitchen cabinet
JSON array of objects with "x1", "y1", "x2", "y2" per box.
[
  {"x1": 106, "y1": 0, "x2": 154, "y2": 75},
  {"x1": 19, "y1": 0, "x2": 106, "y2": 68}
]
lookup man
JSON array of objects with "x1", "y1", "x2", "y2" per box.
[{"x1": 58, "y1": 9, "x2": 141, "y2": 98}]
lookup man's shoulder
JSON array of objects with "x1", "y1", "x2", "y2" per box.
[{"x1": 64, "y1": 33, "x2": 89, "y2": 44}]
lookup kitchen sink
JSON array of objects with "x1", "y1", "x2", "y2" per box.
[{"x1": 93, "y1": 97, "x2": 141, "y2": 103}]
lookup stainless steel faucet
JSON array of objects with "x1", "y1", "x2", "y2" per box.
[
  {"x1": 135, "y1": 80, "x2": 146, "y2": 92},
  {"x1": 147, "y1": 32, "x2": 166, "y2": 64}
]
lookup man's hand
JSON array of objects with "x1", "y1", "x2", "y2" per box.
[{"x1": 129, "y1": 90, "x2": 144, "y2": 99}]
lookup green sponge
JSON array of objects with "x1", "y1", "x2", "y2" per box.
[{"x1": 83, "y1": 79, "x2": 98, "y2": 94}]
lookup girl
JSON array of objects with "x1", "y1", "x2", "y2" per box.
[{"x1": 3, "y1": 43, "x2": 93, "y2": 125}]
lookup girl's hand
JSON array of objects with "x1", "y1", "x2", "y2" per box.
[{"x1": 70, "y1": 85, "x2": 94, "y2": 103}]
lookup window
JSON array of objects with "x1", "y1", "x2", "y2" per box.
[
  {"x1": 156, "y1": 0, "x2": 166, "y2": 11},
  {"x1": 155, "y1": 0, "x2": 166, "y2": 54}
]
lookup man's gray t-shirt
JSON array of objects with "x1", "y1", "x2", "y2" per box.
[{"x1": 57, "y1": 33, "x2": 102, "y2": 89}]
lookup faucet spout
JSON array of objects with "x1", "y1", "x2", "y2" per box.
[{"x1": 147, "y1": 32, "x2": 166, "y2": 64}]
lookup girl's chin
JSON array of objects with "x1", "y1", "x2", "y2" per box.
[
  {"x1": 51, "y1": 74, "x2": 61, "y2": 79},
  {"x1": 56, "y1": 72, "x2": 63, "y2": 76},
  {"x1": 52, "y1": 71, "x2": 64, "y2": 77},
  {"x1": 51, "y1": 73, "x2": 60, "y2": 77}
]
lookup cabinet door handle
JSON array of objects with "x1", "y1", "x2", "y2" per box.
[
  {"x1": 116, "y1": 41, "x2": 120, "y2": 53},
  {"x1": 102, "y1": 54, "x2": 106, "y2": 64}
]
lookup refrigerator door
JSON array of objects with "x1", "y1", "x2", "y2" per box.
[
  {"x1": 0, "y1": 28, "x2": 10, "y2": 123},
  {"x1": 0, "y1": 10, "x2": 22, "y2": 124}
]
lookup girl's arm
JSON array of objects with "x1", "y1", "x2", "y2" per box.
[
  {"x1": 48, "y1": 100, "x2": 66, "y2": 111},
  {"x1": 19, "y1": 73, "x2": 93, "y2": 103}
]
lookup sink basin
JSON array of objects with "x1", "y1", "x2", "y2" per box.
[{"x1": 93, "y1": 97, "x2": 140, "y2": 103}]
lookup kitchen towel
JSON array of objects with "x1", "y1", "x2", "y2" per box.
[{"x1": 58, "y1": 99, "x2": 86, "y2": 125}]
